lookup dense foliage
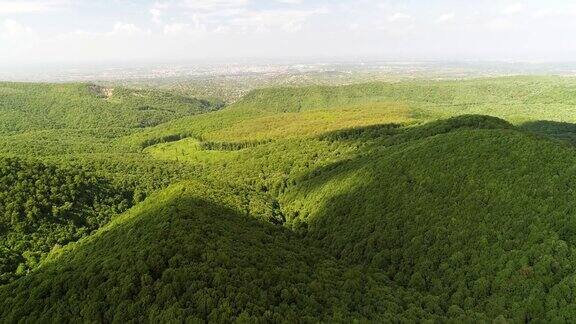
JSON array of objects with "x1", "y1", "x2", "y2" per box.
[
  {"x1": 284, "y1": 120, "x2": 576, "y2": 321},
  {"x1": 0, "y1": 82, "x2": 222, "y2": 134},
  {"x1": 0, "y1": 182, "x2": 466, "y2": 322},
  {"x1": 0, "y1": 157, "x2": 133, "y2": 284},
  {"x1": 4, "y1": 77, "x2": 576, "y2": 321}
]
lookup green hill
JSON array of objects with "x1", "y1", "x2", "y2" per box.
[
  {"x1": 0, "y1": 82, "x2": 222, "y2": 134},
  {"x1": 4, "y1": 115, "x2": 576, "y2": 321},
  {"x1": 282, "y1": 116, "x2": 576, "y2": 321},
  {"x1": 4, "y1": 77, "x2": 576, "y2": 321},
  {"x1": 130, "y1": 76, "x2": 576, "y2": 151},
  {"x1": 231, "y1": 76, "x2": 576, "y2": 122},
  {"x1": 0, "y1": 157, "x2": 133, "y2": 284},
  {"x1": 0, "y1": 181, "x2": 451, "y2": 322}
]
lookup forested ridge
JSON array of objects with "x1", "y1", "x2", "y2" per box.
[
  {"x1": 3, "y1": 77, "x2": 576, "y2": 321},
  {"x1": 0, "y1": 157, "x2": 133, "y2": 284},
  {"x1": 0, "y1": 82, "x2": 222, "y2": 134}
]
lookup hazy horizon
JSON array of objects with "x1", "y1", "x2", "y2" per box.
[
  {"x1": 2, "y1": 0, "x2": 576, "y2": 65},
  {"x1": 4, "y1": 58, "x2": 576, "y2": 83}
]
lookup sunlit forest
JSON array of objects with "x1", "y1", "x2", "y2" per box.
[{"x1": 4, "y1": 77, "x2": 576, "y2": 321}]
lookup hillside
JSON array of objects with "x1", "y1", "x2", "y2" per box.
[
  {"x1": 283, "y1": 116, "x2": 576, "y2": 321},
  {"x1": 3, "y1": 116, "x2": 576, "y2": 321},
  {"x1": 0, "y1": 82, "x2": 222, "y2": 134},
  {"x1": 0, "y1": 157, "x2": 133, "y2": 284},
  {"x1": 130, "y1": 76, "x2": 576, "y2": 150},
  {"x1": 232, "y1": 76, "x2": 576, "y2": 121},
  {"x1": 0, "y1": 182, "x2": 451, "y2": 322},
  {"x1": 3, "y1": 77, "x2": 576, "y2": 321}
]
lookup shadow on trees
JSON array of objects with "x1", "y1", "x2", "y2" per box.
[
  {"x1": 287, "y1": 114, "x2": 576, "y2": 321},
  {"x1": 320, "y1": 114, "x2": 513, "y2": 143},
  {"x1": 0, "y1": 188, "x2": 426, "y2": 322},
  {"x1": 520, "y1": 120, "x2": 576, "y2": 146},
  {"x1": 297, "y1": 114, "x2": 515, "y2": 196}
]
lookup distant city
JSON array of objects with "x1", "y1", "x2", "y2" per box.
[{"x1": 3, "y1": 59, "x2": 576, "y2": 83}]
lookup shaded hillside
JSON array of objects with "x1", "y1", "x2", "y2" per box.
[
  {"x1": 282, "y1": 116, "x2": 576, "y2": 321},
  {"x1": 520, "y1": 120, "x2": 576, "y2": 146},
  {"x1": 0, "y1": 157, "x2": 133, "y2": 284},
  {"x1": 4, "y1": 78, "x2": 576, "y2": 321},
  {"x1": 0, "y1": 182, "x2": 458, "y2": 322}
]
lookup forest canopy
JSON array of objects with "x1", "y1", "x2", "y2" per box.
[{"x1": 3, "y1": 77, "x2": 576, "y2": 321}]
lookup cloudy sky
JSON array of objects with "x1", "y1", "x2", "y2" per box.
[{"x1": 0, "y1": 0, "x2": 575, "y2": 64}]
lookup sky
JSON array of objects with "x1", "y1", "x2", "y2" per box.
[{"x1": 1, "y1": 0, "x2": 576, "y2": 65}]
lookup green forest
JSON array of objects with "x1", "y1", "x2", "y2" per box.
[{"x1": 4, "y1": 77, "x2": 576, "y2": 321}]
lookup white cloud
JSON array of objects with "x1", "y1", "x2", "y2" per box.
[
  {"x1": 0, "y1": 19, "x2": 37, "y2": 61},
  {"x1": 3, "y1": 0, "x2": 576, "y2": 64},
  {"x1": 533, "y1": 6, "x2": 576, "y2": 18},
  {"x1": 231, "y1": 8, "x2": 324, "y2": 33},
  {"x1": 213, "y1": 25, "x2": 231, "y2": 34},
  {"x1": 157, "y1": 0, "x2": 327, "y2": 34},
  {"x1": 109, "y1": 22, "x2": 144, "y2": 36},
  {"x1": 147, "y1": 0, "x2": 328, "y2": 35},
  {"x1": 485, "y1": 17, "x2": 516, "y2": 31},
  {"x1": 163, "y1": 18, "x2": 205, "y2": 35},
  {"x1": 150, "y1": 1, "x2": 171, "y2": 24},
  {"x1": 501, "y1": 2, "x2": 524, "y2": 15},
  {"x1": 163, "y1": 23, "x2": 187, "y2": 34},
  {"x1": 275, "y1": 0, "x2": 303, "y2": 4},
  {"x1": 181, "y1": 0, "x2": 248, "y2": 11},
  {"x1": 61, "y1": 22, "x2": 148, "y2": 39},
  {"x1": 0, "y1": 0, "x2": 68, "y2": 14},
  {"x1": 388, "y1": 12, "x2": 411, "y2": 22},
  {"x1": 0, "y1": 19, "x2": 34, "y2": 40},
  {"x1": 150, "y1": 8, "x2": 162, "y2": 24},
  {"x1": 436, "y1": 13, "x2": 455, "y2": 23}
]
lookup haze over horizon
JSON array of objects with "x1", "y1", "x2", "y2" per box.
[{"x1": 1, "y1": 0, "x2": 576, "y2": 65}]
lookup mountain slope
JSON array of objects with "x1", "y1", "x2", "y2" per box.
[
  {"x1": 0, "y1": 181, "x2": 457, "y2": 322},
  {"x1": 0, "y1": 157, "x2": 133, "y2": 284},
  {"x1": 282, "y1": 116, "x2": 576, "y2": 321},
  {"x1": 231, "y1": 76, "x2": 576, "y2": 123},
  {"x1": 5, "y1": 116, "x2": 576, "y2": 321},
  {"x1": 5, "y1": 78, "x2": 576, "y2": 321},
  {"x1": 0, "y1": 82, "x2": 221, "y2": 134},
  {"x1": 130, "y1": 76, "x2": 576, "y2": 150}
]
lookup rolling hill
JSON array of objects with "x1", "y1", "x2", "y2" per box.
[
  {"x1": 3, "y1": 77, "x2": 576, "y2": 321},
  {"x1": 0, "y1": 82, "x2": 222, "y2": 134},
  {"x1": 0, "y1": 181, "x2": 448, "y2": 322},
  {"x1": 0, "y1": 157, "x2": 133, "y2": 284}
]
